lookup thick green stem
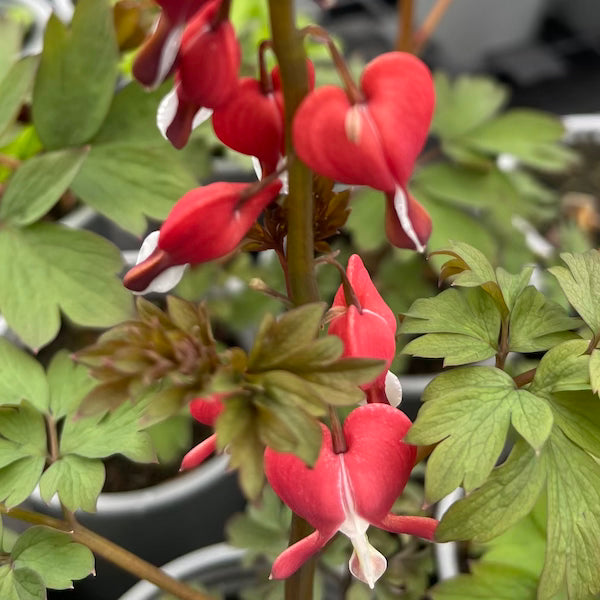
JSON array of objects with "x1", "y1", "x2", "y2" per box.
[
  {"x1": 268, "y1": 0, "x2": 318, "y2": 306},
  {"x1": 267, "y1": 1, "x2": 319, "y2": 598},
  {"x1": 2, "y1": 505, "x2": 212, "y2": 600}
]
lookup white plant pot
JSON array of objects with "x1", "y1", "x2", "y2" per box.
[{"x1": 415, "y1": 0, "x2": 547, "y2": 71}]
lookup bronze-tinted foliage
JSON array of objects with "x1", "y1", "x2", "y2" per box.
[
  {"x1": 243, "y1": 175, "x2": 350, "y2": 254},
  {"x1": 75, "y1": 296, "x2": 219, "y2": 419}
]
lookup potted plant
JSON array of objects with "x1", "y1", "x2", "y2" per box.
[{"x1": 1, "y1": 1, "x2": 600, "y2": 600}]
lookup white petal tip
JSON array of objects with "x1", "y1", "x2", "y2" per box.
[
  {"x1": 385, "y1": 371, "x2": 402, "y2": 407},
  {"x1": 157, "y1": 87, "x2": 179, "y2": 140},
  {"x1": 153, "y1": 23, "x2": 185, "y2": 89},
  {"x1": 252, "y1": 156, "x2": 262, "y2": 180},
  {"x1": 192, "y1": 107, "x2": 213, "y2": 129},
  {"x1": 132, "y1": 231, "x2": 188, "y2": 295},
  {"x1": 393, "y1": 186, "x2": 425, "y2": 254}
]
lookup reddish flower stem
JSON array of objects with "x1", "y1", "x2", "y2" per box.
[
  {"x1": 300, "y1": 25, "x2": 365, "y2": 104},
  {"x1": 412, "y1": 0, "x2": 454, "y2": 53},
  {"x1": 258, "y1": 40, "x2": 275, "y2": 94},
  {"x1": 396, "y1": 0, "x2": 414, "y2": 52}
]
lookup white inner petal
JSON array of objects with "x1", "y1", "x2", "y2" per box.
[
  {"x1": 392, "y1": 185, "x2": 425, "y2": 254},
  {"x1": 338, "y1": 455, "x2": 387, "y2": 589},
  {"x1": 153, "y1": 23, "x2": 185, "y2": 90},
  {"x1": 157, "y1": 86, "x2": 179, "y2": 140},
  {"x1": 252, "y1": 156, "x2": 262, "y2": 180},
  {"x1": 132, "y1": 231, "x2": 188, "y2": 295},
  {"x1": 385, "y1": 371, "x2": 403, "y2": 407},
  {"x1": 192, "y1": 107, "x2": 213, "y2": 129}
]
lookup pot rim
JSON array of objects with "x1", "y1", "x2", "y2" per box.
[
  {"x1": 30, "y1": 453, "x2": 231, "y2": 514},
  {"x1": 119, "y1": 543, "x2": 245, "y2": 600}
]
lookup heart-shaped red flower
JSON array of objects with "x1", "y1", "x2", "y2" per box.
[
  {"x1": 329, "y1": 254, "x2": 396, "y2": 392},
  {"x1": 157, "y1": 0, "x2": 241, "y2": 149},
  {"x1": 133, "y1": 0, "x2": 209, "y2": 89},
  {"x1": 123, "y1": 180, "x2": 281, "y2": 293},
  {"x1": 265, "y1": 403, "x2": 437, "y2": 587},
  {"x1": 212, "y1": 77, "x2": 283, "y2": 176},
  {"x1": 292, "y1": 52, "x2": 434, "y2": 251}
]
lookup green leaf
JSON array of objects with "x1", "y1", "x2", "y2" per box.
[
  {"x1": 529, "y1": 339, "x2": 590, "y2": 397},
  {"x1": 146, "y1": 415, "x2": 192, "y2": 464},
  {"x1": 217, "y1": 395, "x2": 265, "y2": 500},
  {"x1": 0, "y1": 339, "x2": 48, "y2": 411},
  {"x1": 0, "y1": 148, "x2": 89, "y2": 226},
  {"x1": 539, "y1": 429, "x2": 600, "y2": 599},
  {"x1": 431, "y1": 562, "x2": 538, "y2": 600},
  {"x1": 481, "y1": 500, "x2": 547, "y2": 577},
  {"x1": 12, "y1": 527, "x2": 94, "y2": 589},
  {"x1": 436, "y1": 441, "x2": 546, "y2": 543},
  {"x1": 60, "y1": 397, "x2": 155, "y2": 463},
  {"x1": 226, "y1": 485, "x2": 290, "y2": 562},
  {"x1": 344, "y1": 187, "x2": 386, "y2": 251},
  {"x1": 429, "y1": 242, "x2": 506, "y2": 316},
  {"x1": 0, "y1": 565, "x2": 44, "y2": 600},
  {"x1": 407, "y1": 367, "x2": 553, "y2": 503},
  {"x1": 417, "y1": 192, "x2": 498, "y2": 264},
  {"x1": 413, "y1": 163, "x2": 510, "y2": 211},
  {"x1": 0, "y1": 402, "x2": 47, "y2": 460},
  {"x1": 508, "y1": 286, "x2": 582, "y2": 353},
  {"x1": 549, "y1": 250, "x2": 600, "y2": 336},
  {"x1": 400, "y1": 287, "x2": 500, "y2": 366},
  {"x1": 39, "y1": 455, "x2": 105, "y2": 513},
  {"x1": 70, "y1": 143, "x2": 197, "y2": 235},
  {"x1": 248, "y1": 303, "x2": 327, "y2": 372},
  {"x1": 32, "y1": 0, "x2": 118, "y2": 148},
  {"x1": 495, "y1": 266, "x2": 533, "y2": 312},
  {"x1": 590, "y1": 350, "x2": 600, "y2": 394},
  {"x1": 0, "y1": 57, "x2": 37, "y2": 137},
  {"x1": 46, "y1": 351, "x2": 96, "y2": 419},
  {"x1": 0, "y1": 456, "x2": 45, "y2": 508},
  {"x1": 549, "y1": 391, "x2": 600, "y2": 458},
  {"x1": 462, "y1": 110, "x2": 578, "y2": 172},
  {"x1": 0, "y1": 18, "x2": 26, "y2": 82},
  {"x1": 0, "y1": 223, "x2": 132, "y2": 349},
  {"x1": 91, "y1": 81, "x2": 173, "y2": 145},
  {"x1": 431, "y1": 73, "x2": 508, "y2": 140}
]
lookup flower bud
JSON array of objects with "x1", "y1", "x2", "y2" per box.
[{"x1": 124, "y1": 180, "x2": 281, "y2": 292}]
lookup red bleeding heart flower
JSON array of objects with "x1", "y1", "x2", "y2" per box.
[
  {"x1": 212, "y1": 60, "x2": 315, "y2": 177},
  {"x1": 292, "y1": 52, "x2": 435, "y2": 252},
  {"x1": 180, "y1": 394, "x2": 225, "y2": 470},
  {"x1": 123, "y1": 180, "x2": 282, "y2": 294},
  {"x1": 157, "y1": 0, "x2": 241, "y2": 149},
  {"x1": 212, "y1": 77, "x2": 283, "y2": 176},
  {"x1": 133, "y1": 0, "x2": 209, "y2": 89},
  {"x1": 329, "y1": 254, "x2": 400, "y2": 403},
  {"x1": 265, "y1": 403, "x2": 438, "y2": 588}
]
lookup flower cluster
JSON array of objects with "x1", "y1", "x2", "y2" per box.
[{"x1": 127, "y1": 0, "x2": 438, "y2": 588}]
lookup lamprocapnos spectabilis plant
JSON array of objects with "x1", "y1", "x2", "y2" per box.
[{"x1": 1, "y1": 0, "x2": 600, "y2": 599}]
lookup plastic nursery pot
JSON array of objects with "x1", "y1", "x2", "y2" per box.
[
  {"x1": 37, "y1": 454, "x2": 245, "y2": 600},
  {"x1": 119, "y1": 542, "x2": 344, "y2": 600},
  {"x1": 414, "y1": 0, "x2": 547, "y2": 71}
]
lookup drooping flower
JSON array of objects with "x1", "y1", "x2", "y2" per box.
[
  {"x1": 292, "y1": 52, "x2": 435, "y2": 251},
  {"x1": 132, "y1": 0, "x2": 209, "y2": 89},
  {"x1": 265, "y1": 403, "x2": 437, "y2": 588},
  {"x1": 157, "y1": 0, "x2": 241, "y2": 149},
  {"x1": 213, "y1": 60, "x2": 315, "y2": 177},
  {"x1": 180, "y1": 394, "x2": 225, "y2": 470},
  {"x1": 212, "y1": 76, "x2": 284, "y2": 177},
  {"x1": 123, "y1": 180, "x2": 282, "y2": 293},
  {"x1": 329, "y1": 254, "x2": 401, "y2": 404}
]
